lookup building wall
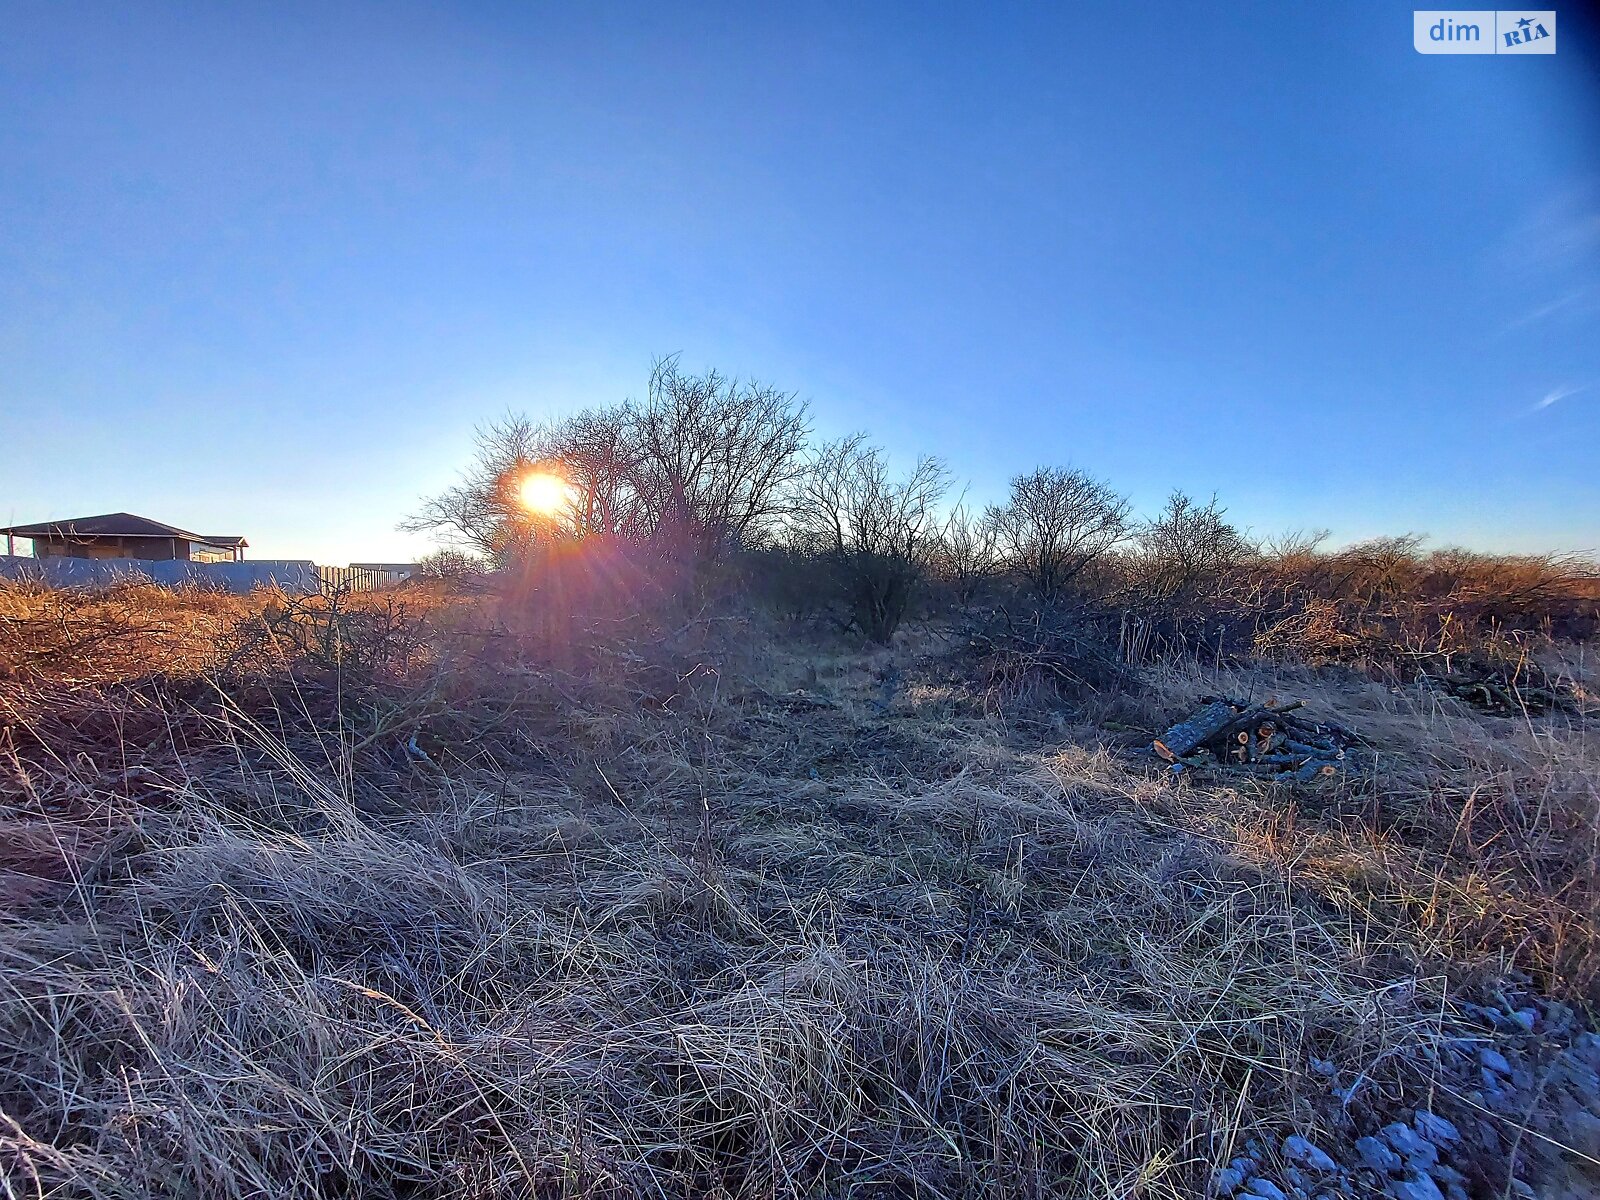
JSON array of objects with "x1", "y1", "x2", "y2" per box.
[{"x1": 34, "y1": 535, "x2": 185, "y2": 560}]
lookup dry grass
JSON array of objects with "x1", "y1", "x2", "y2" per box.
[
  {"x1": 1132, "y1": 654, "x2": 1600, "y2": 999},
  {"x1": 0, "y1": 581, "x2": 1596, "y2": 1197}
]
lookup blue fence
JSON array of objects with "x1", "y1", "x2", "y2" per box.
[{"x1": 0, "y1": 556, "x2": 321, "y2": 595}]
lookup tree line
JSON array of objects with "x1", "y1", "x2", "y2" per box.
[{"x1": 406, "y1": 358, "x2": 1592, "y2": 647}]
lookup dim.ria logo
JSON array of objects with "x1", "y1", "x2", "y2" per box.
[{"x1": 1413, "y1": 10, "x2": 1556, "y2": 53}]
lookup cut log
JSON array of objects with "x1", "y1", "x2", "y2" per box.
[
  {"x1": 1152, "y1": 700, "x2": 1237, "y2": 760},
  {"x1": 1212, "y1": 708, "x2": 1272, "y2": 745}
]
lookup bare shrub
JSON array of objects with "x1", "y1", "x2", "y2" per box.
[
  {"x1": 414, "y1": 548, "x2": 485, "y2": 585},
  {"x1": 1241, "y1": 534, "x2": 1599, "y2": 682},
  {"x1": 931, "y1": 503, "x2": 1000, "y2": 607},
  {"x1": 984, "y1": 466, "x2": 1131, "y2": 601},
  {"x1": 736, "y1": 545, "x2": 832, "y2": 623},
  {"x1": 1327, "y1": 534, "x2": 1431, "y2": 605},
  {"x1": 224, "y1": 588, "x2": 436, "y2": 680},
  {"x1": 0, "y1": 579, "x2": 252, "y2": 684},
  {"x1": 791, "y1": 435, "x2": 951, "y2": 643},
  {"x1": 955, "y1": 600, "x2": 1134, "y2": 708},
  {"x1": 1128, "y1": 490, "x2": 1254, "y2": 606}
]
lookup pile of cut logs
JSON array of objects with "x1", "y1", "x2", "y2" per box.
[{"x1": 1153, "y1": 696, "x2": 1352, "y2": 781}]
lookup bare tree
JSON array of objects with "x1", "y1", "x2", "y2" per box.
[
  {"x1": 1132, "y1": 491, "x2": 1254, "y2": 602},
  {"x1": 984, "y1": 467, "x2": 1131, "y2": 601},
  {"x1": 553, "y1": 405, "x2": 647, "y2": 543},
  {"x1": 400, "y1": 413, "x2": 550, "y2": 562},
  {"x1": 626, "y1": 356, "x2": 810, "y2": 559},
  {"x1": 792, "y1": 435, "x2": 952, "y2": 642},
  {"x1": 404, "y1": 359, "x2": 809, "y2": 567}
]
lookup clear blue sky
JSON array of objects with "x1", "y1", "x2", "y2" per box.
[{"x1": 2, "y1": 1, "x2": 1597, "y2": 562}]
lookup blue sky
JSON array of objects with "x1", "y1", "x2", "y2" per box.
[{"x1": 2, "y1": 1, "x2": 1597, "y2": 562}]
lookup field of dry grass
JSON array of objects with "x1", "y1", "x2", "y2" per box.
[{"x1": 1, "y1": 580, "x2": 1597, "y2": 1199}]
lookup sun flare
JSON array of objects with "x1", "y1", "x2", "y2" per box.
[{"x1": 518, "y1": 471, "x2": 571, "y2": 517}]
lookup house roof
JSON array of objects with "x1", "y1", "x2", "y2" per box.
[{"x1": 0, "y1": 512, "x2": 248, "y2": 548}]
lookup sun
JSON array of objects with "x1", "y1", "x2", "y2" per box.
[{"x1": 518, "y1": 471, "x2": 571, "y2": 517}]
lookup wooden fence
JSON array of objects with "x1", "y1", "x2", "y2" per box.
[{"x1": 317, "y1": 565, "x2": 410, "y2": 593}]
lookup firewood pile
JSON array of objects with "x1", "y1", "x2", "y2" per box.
[{"x1": 1153, "y1": 697, "x2": 1354, "y2": 781}]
